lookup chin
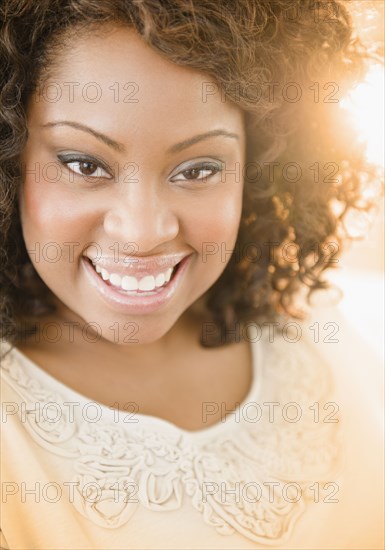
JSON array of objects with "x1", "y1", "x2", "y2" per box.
[{"x1": 88, "y1": 313, "x2": 179, "y2": 347}]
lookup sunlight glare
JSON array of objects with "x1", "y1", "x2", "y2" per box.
[{"x1": 340, "y1": 64, "x2": 384, "y2": 167}]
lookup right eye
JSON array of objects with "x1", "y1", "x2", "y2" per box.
[{"x1": 57, "y1": 154, "x2": 113, "y2": 179}]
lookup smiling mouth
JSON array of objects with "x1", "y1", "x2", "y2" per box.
[
  {"x1": 82, "y1": 253, "x2": 192, "y2": 314},
  {"x1": 86, "y1": 257, "x2": 182, "y2": 294}
]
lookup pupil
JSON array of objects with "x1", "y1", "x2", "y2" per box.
[
  {"x1": 185, "y1": 168, "x2": 201, "y2": 179},
  {"x1": 81, "y1": 162, "x2": 96, "y2": 175}
]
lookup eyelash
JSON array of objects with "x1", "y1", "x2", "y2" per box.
[
  {"x1": 57, "y1": 154, "x2": 224, "y2": 183},
  {"x1": 170, "y1": 162, "x2": 223, "y2": 183},
  {"x1": 57, "y1": 154, "x2": 113, "y2": 180}
]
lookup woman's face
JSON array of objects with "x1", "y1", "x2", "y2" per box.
[{"x1": 20, "y1": 26, "x2": 246, "y2": 345}]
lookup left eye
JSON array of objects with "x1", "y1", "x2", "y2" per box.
[
  {"x1": 57, "y1": 155, "x2": 112, "y2": 179},
  {"x1": 170, "y1": 163, "x2": 222, "y2": 182}
]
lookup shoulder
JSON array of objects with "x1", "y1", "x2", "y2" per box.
[
  {"x1": 302, "y1": 302, "x2": 383, "y2": 411},
  {"x1": 302, "y1": 302, "x2": 384, "y2": 545}
]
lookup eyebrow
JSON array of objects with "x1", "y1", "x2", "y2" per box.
[
  {"x1": 41, "y1": 121, "x2": 240, "y2": 154},
  {"x1": 42, "y1": 121, "x2": 125, "y2": 152},
  {"x1": 167, "y1": 129, "x2": 240, "y2": 154}
]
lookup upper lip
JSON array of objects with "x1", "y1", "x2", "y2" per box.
[{"x1": 84, "y1": 252, "x2": 192, "y2": 277}]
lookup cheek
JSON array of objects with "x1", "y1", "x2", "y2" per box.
[
  {"x1": 187, "y1": 190, "x2": 242, "y2": 241},
  {"x1": 19, "y1": 176, "x2": 99, "y2": 264},
  {"x1": 182, "y1": 189, "x2": 243, "y2": 269}
]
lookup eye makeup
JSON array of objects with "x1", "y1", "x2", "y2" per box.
[{"x1": 57, "y1": 152, "x2": 113, "y2": 180}]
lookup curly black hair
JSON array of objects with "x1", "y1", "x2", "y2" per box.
[{"x1": 0, "y1": 0, "x2": 379, "y2": 347}]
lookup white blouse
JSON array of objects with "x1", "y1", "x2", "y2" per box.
[{"x1": 0, "y1": 306, "x2": 383, "y2": 549}]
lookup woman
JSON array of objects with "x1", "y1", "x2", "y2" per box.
[{"x1": 0, "y1": 0, "x2": 383, "y2": 548}]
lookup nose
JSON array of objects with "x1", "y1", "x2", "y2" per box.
[{"x1": 103, "y1": 182, "x2": 180, "y2": 253}]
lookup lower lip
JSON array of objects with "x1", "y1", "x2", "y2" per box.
[{"x1": 81, "y1": 255, "x2": 192, "y2": 315}]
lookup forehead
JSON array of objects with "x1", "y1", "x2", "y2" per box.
[{"x1": 29, "y1": 26, "x2": 244, "y2": 144}]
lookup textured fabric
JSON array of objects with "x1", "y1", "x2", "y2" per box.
[{"x1": 0, "y1": 308, "x2": 383, "y2": 549}]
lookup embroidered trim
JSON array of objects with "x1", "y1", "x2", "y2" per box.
[{"x1": 0, "y1": 337, "x2": 339, "y2": 544}]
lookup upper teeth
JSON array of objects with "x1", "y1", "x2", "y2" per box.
[{"x1": 92, "y1": 264, "x2": 175, "y2": 291}]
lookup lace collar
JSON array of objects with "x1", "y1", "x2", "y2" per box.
[{"x1": 0, "y1": 335, "x2": 339, "y2": 544}]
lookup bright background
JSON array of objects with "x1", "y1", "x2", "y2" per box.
[{"x1": 327, "y1": 0, "x2": 384, "y2": 360}]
